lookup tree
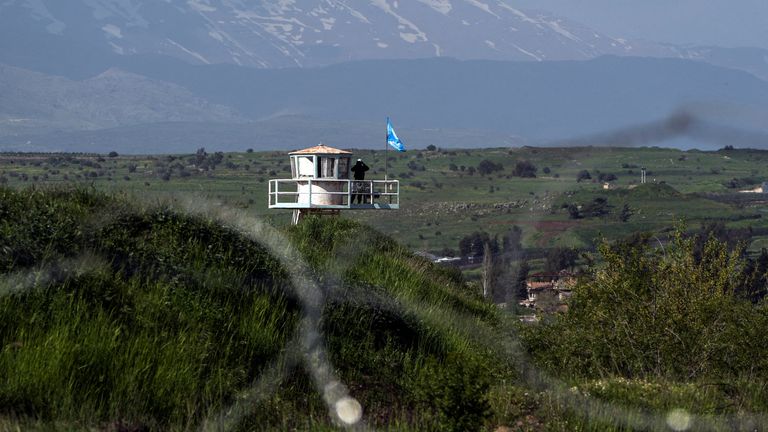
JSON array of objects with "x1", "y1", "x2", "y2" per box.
[
  {"x1": 542, "y1": 167, "x2": 551, "y2": 174},
  {"x1": 576, "y1": 170, "x2": 591, "y2": 182},
  {"x1": 482, "y1": 242, "x2": 494, "y2": 300},
  {"x1": 619, "y1": 204, "x2": 633, "y2": 222},
  {"x1": 544, "y1": 247, "x2": 578, "y2": 273},
  {"x1": 512, "y1": 160, "x2": 537, "y2": 178},
  {"x1": 459, "y1": 232, "x2": 498, "y2": 258},
  {"x1": 195, "y1": 148, "x2": 207, "y2": 166},
  {"x1": 477, "y1": 160, "x2": 503, "y2": 176},
  {"x1": 502, "y1": 226, "x2": 523, "y2": 255},
  {"x1": 107, "y1": 151, "x2": 119, "y2": 157},
  {"x1": 514, "y1": 260, "x2": 530, "y2": 302},
  {"x1": 426, "y1": 144, "x2": 437, "y2": 151},
  {"x1": 567, "y1": 204, "x2": 581, "y2": 220},
  {"x1": 582, "y1": 197, "x2": 610, "y2": 218}
]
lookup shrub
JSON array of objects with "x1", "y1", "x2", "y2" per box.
[
  {"x1": 576, "y1": 170, "x2": 591, "y2": 182},
  {"x1": 521, "y1": 229, "x2": 768, "y2": 381},
  {"x1": 477, "y1": 160, "x2": 503, "y2": 176},
  {"x1": 512, "y1": 161, "x2": 537, "y2": 178}
]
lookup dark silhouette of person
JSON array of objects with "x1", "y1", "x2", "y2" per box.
[{"x1": 350, "y1": 159, "x2": 369, "y2": 204}]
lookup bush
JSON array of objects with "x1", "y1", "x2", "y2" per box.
[
  {"x1": 512, "y1": 160, "x2": 537, "y2": 178},
  {"x1": 521, "y1": 229, "x2": 768, "y2": 381},
  {"x1": 477, "y1": 160, "x2": 503, "y2": 176},
  {"x1": 576, "y1": 170, "x2": 591, "y2": 182}
]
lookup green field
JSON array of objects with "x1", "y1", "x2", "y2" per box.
[{"x1": 2, "y1": 146, "x2": 768, "y2": 255}]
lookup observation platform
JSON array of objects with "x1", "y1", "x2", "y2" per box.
[
  {"x1": 268, "y1": 179, "x2": 400, "y2": 210},
  {"x1": 268, "y1": 143, "x2": 400, "y2": 224}
]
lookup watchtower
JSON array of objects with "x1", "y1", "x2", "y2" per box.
[{"x1": 268, "y1": 144, "x2": 400, "y2": 224}]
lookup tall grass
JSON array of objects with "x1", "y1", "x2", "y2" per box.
[{"x1": 0, "y1": 188, "x2": 511, "y2": 431}]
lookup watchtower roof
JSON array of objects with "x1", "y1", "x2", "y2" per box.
[{"x1": 289, "y1": 144, "x2": 352, "y2": 155}]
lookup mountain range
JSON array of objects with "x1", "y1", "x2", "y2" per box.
[
  {"x1": 3, "y1": 0, "x2": 768, "y2": 79},
  {"x1": 1, "y1": 0, "x2": 767, "y2": 152},
  {"x1": 4, "y1": 56, "x2": 768, "y2": 153}
]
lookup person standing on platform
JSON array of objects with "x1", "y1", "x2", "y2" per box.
[{"x1": 351, "y1": 159, "x2": 369, "y2": 204}]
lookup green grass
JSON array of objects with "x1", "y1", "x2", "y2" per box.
[
  {"x1": 3, "y1": 146, "x2": 768, "y2": 254},
  {"x1": 0, "y1": 186, "x2": 514, "y2": 431}
]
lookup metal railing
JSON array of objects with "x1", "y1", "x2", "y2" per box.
[{"x1": 268, "y1": 179, "x2": 399, "y2": 209}]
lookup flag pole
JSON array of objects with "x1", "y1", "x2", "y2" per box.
[{"x1": 385, "y1": 117, "x2": 389, "y2": 182}]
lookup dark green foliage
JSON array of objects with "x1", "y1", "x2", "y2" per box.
[
  {"x1": 0, "y1": 187, "x2": 297, "y2": 428},
  {"x1": 514, "y1": 260, "x2": 530, "y2": 302},
  {"x1": 407, "y1": 354, "x2": 492, "y2": 432},
  {"x1": 512, "y1": 160, "x2": 537, "y2": 178},
  {"x1": 723, "y1": 176, "x2": 761, "y2": 189},
  {"x1": 619, "y1": 203, "x2": 633, "y2": 222},
  {"x1": 566, "y1": 203, "x2": 581, "y2": 219},
  {"x1": 459, "y1": 231, "x2": 499, "y2": 258},
  {"x1": 543, "y1": 247, "x2": 578, "y2": 273},
  {"x1": 501, "y1": 225, "x2": 523, "y2": 255},
  {"x1": 477, "y1": 160, "x2": 503, "y2": 176},
  {"x1": 0, "y1": 187, "x2": 106, "y2": 272},
  {"x1": 597, "y1": 172, "x2": 617, "y2": 182},
  {"x1": 582, "y1": 197, "x2": 611, "y2": 218},
  {"x1": 576, "y1": 169, "x2": 591, "y2": 182},
  {"x1": 521, "y1": 230, "x2": 768, "y2": 381}
]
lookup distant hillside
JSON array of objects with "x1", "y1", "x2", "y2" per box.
[
  {"x1": 3, "y1": 56, "x2": 768, "y2": 153},
  {"x1": 0, "y1": 64, "x2": 242, "y2": 137},
  {"x1": 0, "y1": 117, "x2": 524, "y2": 154}
]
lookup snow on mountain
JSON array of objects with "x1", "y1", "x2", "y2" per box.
[{"x1": 0, "y1": 0, "x2": 679, "y2": 69}]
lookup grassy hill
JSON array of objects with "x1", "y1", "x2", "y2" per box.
[
  {"x1": 0, "y1": 186, "x2": 511, "y2": 431},
  {"x1": 3, "y1": 186, "x2": 768, "y2": 430}
]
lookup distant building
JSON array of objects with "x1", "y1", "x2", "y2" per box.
[
  {"x1": 435, "y1": 257, "x2": 461, "y2": 265},
  {"x1": 520, "y1": 270, "x2": 576, "y2": 310}
]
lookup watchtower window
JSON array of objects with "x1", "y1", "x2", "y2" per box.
[
  {"x1": 318, "y1": 157, "x2": 335, "y2": 178},
  {"x1": 295, "y1": 156, "x2": 314, "y2": 178},
  {"x1": 337, "y1": 157, "x2": 350, "y2": 179}
]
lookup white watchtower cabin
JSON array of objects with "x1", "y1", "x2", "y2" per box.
[{"x1": 268, "y1": 144, "x2": 400, "y2": 224}]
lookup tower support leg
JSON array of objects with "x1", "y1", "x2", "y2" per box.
[{"x1": 291, "y1": 209, "x2": 341, "y2": 225}]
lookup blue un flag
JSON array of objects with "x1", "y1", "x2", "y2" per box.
[{"x1": 387, "y1": 117, "x2": 406, "y2": 152}]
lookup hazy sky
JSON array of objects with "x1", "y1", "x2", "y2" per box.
[{"x1": 512, "y1": 0, "x2": 768, "y2": 49}]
